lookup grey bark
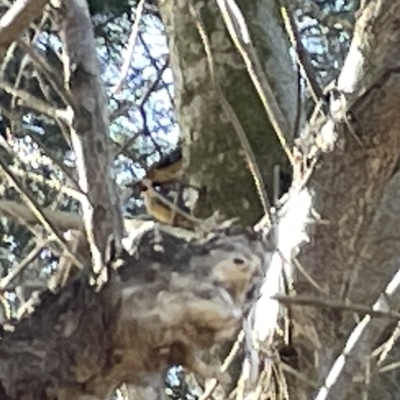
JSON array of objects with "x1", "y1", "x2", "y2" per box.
[
  {"x1": 160, "y1": 0, "x2": 400, "y2": 399},
  {"x1": 158, "y1": 0, "x2": 297, "y2": 225},
  {"x1": 267, "y1": 1, "x2": 400, "y2": 399},
  {"x1": 4, "y1": 0, "x2": 400, "y2": 399},
  {"x1": 56, "y1": 0, "x2": 123, "y2": 276}
]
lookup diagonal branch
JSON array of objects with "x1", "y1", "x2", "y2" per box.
[
  {"x1": 215, "y1": 0, "x2": 294, "y2": 165},
  {"x1": 0, "y1": 199, "x2": 82, "y2": 231},
  {"x1": 0, "y1": 158, "x2": 84, "y2": 269},
  {"x1": 0, "y1": 0, "x2": 48, "y2": 56}
]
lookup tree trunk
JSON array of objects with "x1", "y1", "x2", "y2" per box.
[
  {"x1": 267, "y1": 1, "x2": 400, "y2": 399},
  {"x1": 160, "y1": 0, "x2": 400, "y2": 399},
  {"x1": 4, "y1": 0, "x2": 400, "y2": 399},
  {"x1": 57, "y1": 0, "x2": 123, "y2": 278},
  {"x1": 158, "y1": 0, "x2": 298, "y2": 225}
]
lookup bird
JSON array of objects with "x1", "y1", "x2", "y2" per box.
[
  {"x1": 143, "y1": 147, "x2": 183, "y2": 187},
  {"x1": 127, "y1": 147, "x2": 197, "y2": 229},
  {"x1": 139, "y1": 180, "x2": 196, "y2": 230}
]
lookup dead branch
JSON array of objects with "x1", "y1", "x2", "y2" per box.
[
  {"x1": 16, "y1": 39, "x2": 73, "y2": 107},
  {"x1": 112, "y1": 0, "x2": 146, "y2": 94},
  {"x1": 0, "y1": 81, "x2": 66, "y2": 121},
  {"x1": 274, "y1": 294, "x2": 400, "y2": 320},
  {"x1": 0, "y1": 239, "x2": 49, "y2": 291},
  {"x1": 0, "y1": 158, "x2": 84, "y2": 269},
  {"x1": 0, "y1": 199, "x2": 82, "y2": 230}
]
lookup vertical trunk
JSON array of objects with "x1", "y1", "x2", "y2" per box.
[
  {"x1": 158, "y1": 0, "x2": 297, "y2": 225},
  {"x1": 58, "y1": 0, "x2": 123, "y2": 276},
  {"x1": 267, "y1": 1, "x2": 400, "y2": 399}
]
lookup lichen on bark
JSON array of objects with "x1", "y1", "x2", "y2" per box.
[{"x1": 158, "y1": 0, "x2": 297, "y2": 225}]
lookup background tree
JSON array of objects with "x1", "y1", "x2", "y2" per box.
[{"x1": 0, "y1": 0, "x2": 399, "y2": 400}]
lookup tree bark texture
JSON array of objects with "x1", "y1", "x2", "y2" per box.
[
  {"x1": 0, "y1": 224, "x2": 273, "y2": 400},
  {"x1": 158, "y1": 0, "x2": 297, "y2": 225},
  {"x1": 275, "y1": 1, "x2": 400, "y2": 399},
  {"x1": 56, "y1": 0, "x2": 123, "y2": 275}
]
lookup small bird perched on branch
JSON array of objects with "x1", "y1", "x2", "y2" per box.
[
  {"x1": 128, "y1": 147, "x2": 198, "y2": 230},
  {"x1": 143, "y1": 147, "x2": 183, "y2": 186},
  {"x1": 139, "y1": 180, "x2": 196, "y2": 230}
]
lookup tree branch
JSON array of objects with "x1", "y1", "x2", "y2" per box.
[
  {"x1": 0, "y1": 0, "x2": 48, "y2": 56},
  {"x1": 55, "y1": 0, "x2": 124, "y2": 280},
  {"x1": 266, "y1": 1, "x2": 400, "y2": 398}
]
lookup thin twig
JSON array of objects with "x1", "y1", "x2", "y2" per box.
[
  {"x1": 274, "y1": 294, "x2": 400, "y2": 319},
  {"x1": 9, "y1": 166, "x2": 84, "y2": 201},
  {"x1": 142, "y1": 179, "x2": 202, "y2": 226},
  {"x1": 279, "y1": 1, "x2": 323, "y2": 104},
  {"x1": 0, "y1": 239, "x2": 49, "y2": 290},
  {"x1": 0, "y1": 81, "x2": 67, "y2": 122},
  {"x1": 112, "y1": 0, "x2": 146, "y2": 94},
  {"x1": 17, "y1": 39, "x2": 73, "y2": 107},
  {"x1": 198, "y1": 330, "x2": 245, "y2": 400},
  {"x1": 0, "y1": 158, "x2": 84, "y2": 269}
]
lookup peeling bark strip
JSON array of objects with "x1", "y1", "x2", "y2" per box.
[
  {"x1": 0, "y1": 225, "x2": 273, "y2": 400},
  {"x1": 55, "y1": 0, "x2": 123, "y2": 277}
]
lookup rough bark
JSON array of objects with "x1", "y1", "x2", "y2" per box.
[
  {"x1": 0, "y1": 223, "x2": 273, "y2": 400},
  {"x1": 56, "y1": 0, "x2": 123, "y2": 276},
  {"x1": 158, "y1": 0, "x2": 297, "y2": 225},
  {"x1": 6, "y1": 0, "x2": 400, "y2": 399},
  {"x1": 269, "y1": 1, "x2": 400, "y2": 399}
]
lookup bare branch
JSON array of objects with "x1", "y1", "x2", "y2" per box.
[
  {"x1": 111, "y1": 0, "x2": 146, "y2": 94},
  {"x1": 56, "y1": 0, "x2": 124, "y2": 280},
  {"x1": 16, "y1": 39, "x2": 73, "y2": 107},
  {"x1": 0, "y1": 159, "x2": 84, "y2": 269},
  {"x1": 279, "y1": 1, "x2": 323, "y2": 103},
  {"x1": 0, "y1": 199, "x2": 82, "y2": 231},
  {"x1": 0, "y1": 81, "x2": 67, "y2": 121},
  {"x1": 0, "y1": 0, "x2": 48, "y2": 56},
  {"x1": 0, "y1": 239, "x2": 49, "y2": 291},
  {"x1": 274, "y1": 294, "x2": 400, "y2": 320},
  {"x1": 215, "y1": 0, "x2": 294, "y2": 165},
  {"x1": 9, "y1": 165, "x2": 84, "y2": 201}
]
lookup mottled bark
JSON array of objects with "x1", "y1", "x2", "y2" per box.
[
  {"x1": 0, "y1": 223, "x2": 273, "y2": 400},
  {"x1": 56, "y1": 0, "x2": 123, "y2": 276},
  {"x1": 271, "y1": 1, "x2": 400, "y2": 399},
  {"x1": 158, "y1": 0, "x2": 297, "y2": 225}
]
